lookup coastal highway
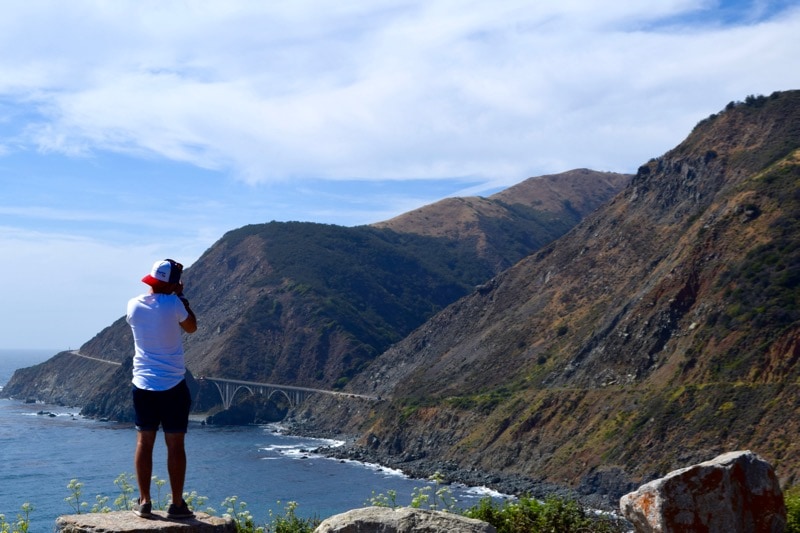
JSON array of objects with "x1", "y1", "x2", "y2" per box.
[{"x1": 69, "y1": 350, "x2": 122, "y2": 366}]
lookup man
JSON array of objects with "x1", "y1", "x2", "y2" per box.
[{"x1": 126, "y1": 259, "x2": 197, "y2": 519}]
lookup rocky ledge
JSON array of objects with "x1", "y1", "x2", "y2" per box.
[{"x1": 55, "y1": 511, "x2": 234, "y2": 532}]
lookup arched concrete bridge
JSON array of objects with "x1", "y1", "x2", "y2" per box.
[{"x1": 199, "y1": 376, "x2": 378, "y2": 409}]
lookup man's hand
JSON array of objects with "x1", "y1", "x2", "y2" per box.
[
  {"x1": 173, "y1": 281, "x2": 185, "y2": 296},
  {"x1": 179, "y1": 302, "x2": 197, "y2": 333},
  {"x1": 175, "y1": 282, "x2": 197, "y2": 333}
]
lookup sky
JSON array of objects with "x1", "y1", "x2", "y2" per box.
[{"x1": 1, "y1": 0, "x2": 799, "y2": 352}]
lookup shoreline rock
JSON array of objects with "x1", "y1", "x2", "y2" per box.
[{"x1": 285, "y1": 423, "x2": 621, "y2": 512}]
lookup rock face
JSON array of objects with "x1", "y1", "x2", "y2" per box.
[
  {"x1": 55, "y1": 511, "x2": 235, "y2": 532},
  {"x1": 619, "y1": 450, "x2": 786, "y2": 533},
  {"x1": 313, "y1": 507, "x2": 496, "y2": 533},
  {"x1": 292, "y1": 90, "x2": 800, "y2": 506}
]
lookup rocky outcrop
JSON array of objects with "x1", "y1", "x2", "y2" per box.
[
  {"x1": 313, "y1": 507, "x2": 496, "y2": 533},
  {"x1": 55, "y1": 511, "x2": 234, "y2": 532},
  {"x1": 1, "y1": 350, "x2": 122, "y2": 406},
  {"x1": 619, "y1": 450, "x2": 786, "y2": 533}
]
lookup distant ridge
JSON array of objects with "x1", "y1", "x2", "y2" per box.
[
  {"x1": 2, "y1": 168, "x2": 629, "y2": 427},
  {"x1": 373, "y1": 169, "x2": 629, "y2": 272}
]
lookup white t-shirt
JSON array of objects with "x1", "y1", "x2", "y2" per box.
[{"x1": 126, "y1": 293, "x2": 190, "y2": 391}]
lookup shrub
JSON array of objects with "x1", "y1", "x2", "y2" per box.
[
  {"x1": 266, "y1": 501, "x2": 319, "y2": 533},
  {"x1": 464, "y1": 495, "x2": 626, "y2": 533},
  {"x1": 786, "y1": 485, "x2": 800, "y2": 533},
  {"x1": 0, "y1": 503, "x2": 33, "y2": 533}
]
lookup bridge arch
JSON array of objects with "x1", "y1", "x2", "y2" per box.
[
  {"x1": 231, "y1": 385, "x2": 255, "y2": 407},
  {"x1": 209, "y1": 381, "x2": 256, "y2": 410},
  {"x1": 267, "y1": 389, "x2": 292, "y2": 406}
]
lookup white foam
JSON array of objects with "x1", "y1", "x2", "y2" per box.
[
  {"x1": 458, "y1": 484, "x2": 511, "y2": 499},
  {"x1": 22, "y1": 409, "x2": 80, "y2": 419},
  {"x1": 260, "y1": 443, "x2": 304, "y2": 453},
  {"x1": 319, "y1": 455, "x2": 409, "y2": 479},
  {"x1": 261, "y1": 424, "x2": 344, "y2": 450}
]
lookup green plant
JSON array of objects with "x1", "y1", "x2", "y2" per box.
[
  {"x1": 222, "y1": 496, "x2": 260, "y2": 532},
  {"x1": 409, "y1": 485, "x2": 431, "y2": 509},
  {"x1": 369, "y1": 473, "x2": 625, "y2": 531},
  {"x1": 409, "y1": 473, "x2": 454, "y2": 510},
  {"x1": 0, "y1": 503, "x2": 33, "y2": 533},
  {"x1": 464, "y1": 495, "x2": 626, "y2": 533},
  {"x1": 366, "y1": 489, "x2": 398, "y2": 508},
  {"x1": 152, "y1": 476, "x2": 168, "y2": 509},
  {"x1": 66, "y1": 477, "x2": 118, "y2": 514},
  {"x1": 183, "y1": 490, "x2": 211, "y2": 516},
  {"x1": 113, "y1": 473, "x2": 136, "y2": 511},
  {"x1": 220, "y1": 498, "x2": 319, "y2": 533},
  {"x1": 369, "y1": 472, "x2": 457, "y2": 512},
  {"x1": 90, "y1": 494, "x2": 111, "y2": 514},
  {"x1": 65, "y1": 473, "x2": 209, "y2": 515},
  {"x1": 65, "y1": 479, "x2": 86, "y2": 514},
  {"x1": 266, "y1": 500, "x2": 319, "y2": 533},
  {"x1": 786, "y1": 485, "x2": 800, "y2": 533}
]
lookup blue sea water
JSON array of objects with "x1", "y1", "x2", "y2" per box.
[{"x1": 0, "y1": 350, "x2": 502, "y2": 531}]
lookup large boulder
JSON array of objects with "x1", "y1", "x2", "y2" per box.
[
  {"x1": 620, "y1": 450, "x2": 786, "y2": 532},
  {"x1": 313, "y1": 506, "x2": 496, "y2": 533}
]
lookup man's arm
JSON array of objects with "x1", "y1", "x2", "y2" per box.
[{"x1": 178, "y1": 297, "x2": 197, "y2": 333}]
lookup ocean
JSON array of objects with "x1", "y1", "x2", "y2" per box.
[{"x1": 0, "y1": 349, "x2": 502, "y2": 531}]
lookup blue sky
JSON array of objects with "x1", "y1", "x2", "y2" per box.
[{"x1": 1, "y1": 0, "x2": 799, "y2": 351}]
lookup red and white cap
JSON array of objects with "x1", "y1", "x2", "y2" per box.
[{"x1": 141, "y1": 259, "x2": 183, "y2": 286}]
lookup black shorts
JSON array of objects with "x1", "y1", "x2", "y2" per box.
[{"x1": 132, "y1": 380, "x2": 191, "y2": 433}]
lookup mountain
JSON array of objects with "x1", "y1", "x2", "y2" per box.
[
  {"x1": 288, "y1": 91, "x2": 800, "y2": 506},
  {"x1": 10, "y1": 90, "x2": 799, "y2": 509},
  {"x1": 2, "y1": 169, "x2": 629, "y2": 424}
]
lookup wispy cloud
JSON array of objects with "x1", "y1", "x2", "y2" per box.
[
  {"x1": 1, "y1": 0, "x2": 799, "y2": 349},
  {"x1": 2, "y1": 1, "x2": 798, "y2": 185}
]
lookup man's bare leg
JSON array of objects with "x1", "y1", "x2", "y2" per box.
[
  {"x1": 135, "y1": 430, "x2": 157, "y2": 503},
  {"x1": 165, "y1": 432, "x2": 187, "y2": 505}
]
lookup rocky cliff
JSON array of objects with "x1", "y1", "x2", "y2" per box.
[{"x1": 287, "y1": 91, "x2": 800, "y2": 507}]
